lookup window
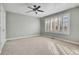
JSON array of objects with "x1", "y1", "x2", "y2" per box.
[
  {"x1": 45, "y1": 19, "x2": 51, "y2": 32},
  {"x1": 45, "y1": 14, "x2": 70, "y2": 35}
]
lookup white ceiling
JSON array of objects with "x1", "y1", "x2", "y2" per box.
[{"x1": 4, "y1": 3, "x2": 79, "y2": 18}]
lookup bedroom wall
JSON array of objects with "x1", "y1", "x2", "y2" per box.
[
  {"x1": 0, "y1": 4, "x2": 6, "y2": 53},
  {"x1": 40, "y1": 7, "x2": 79, "y2": 42},
  {"x1": 6, "y1": 12, "x2": 40, "y2": 39}
]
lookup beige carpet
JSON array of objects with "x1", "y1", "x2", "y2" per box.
[{"x1": 1, "y1": 36, "x2": 79, "y2": 55}]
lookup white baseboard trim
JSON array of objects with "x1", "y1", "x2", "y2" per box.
[
  {"x1": 7, "y1": 34, "x2": 40, "y2": 41},
  {"x1": 54, "y1": 37, "x2": 79, "y2": 45},
  {"x1": 0, "y1": 40, "x2": 6, "y2": 54},
  {"x1": 42, "y1": 35, "x2": 79, "y2": 45}
]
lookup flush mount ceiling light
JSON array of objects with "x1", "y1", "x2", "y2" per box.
[{"x1": 26, "y1": 5, "x2": 44, "y2": 14}]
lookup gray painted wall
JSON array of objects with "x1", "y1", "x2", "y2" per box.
[
  {"x1": 6, "y1": 12, "x2": 40, "y2": 39},
  {"x1": 40, "y1": 7, "x2": 79, "y2": 42},
  {"x1": 0, "y1": 4, "x2": 6, "y2": 52}
]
